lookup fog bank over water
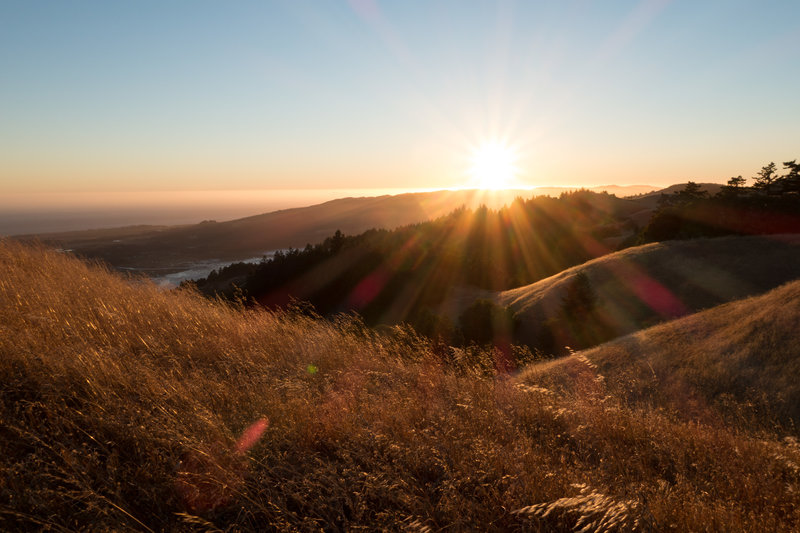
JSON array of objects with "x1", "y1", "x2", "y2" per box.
[{"x1": 0, "y1": 188, "x2": 431, "y2": 236}]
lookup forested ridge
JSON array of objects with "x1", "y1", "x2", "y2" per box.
[{"x1": 195, "y1": 190, "x2": 636, "y2": 326}]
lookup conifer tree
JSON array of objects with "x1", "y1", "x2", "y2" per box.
[{"x1": 753, "y1": 162, "x2": 778, "y2": 190}]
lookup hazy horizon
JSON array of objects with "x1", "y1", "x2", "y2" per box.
[
  {"x1": 0, "y1": 188, "x2": 421, "y2": 236},
  {"x1": 0, "y1": 184, "x2": 662, "y2": 236}
]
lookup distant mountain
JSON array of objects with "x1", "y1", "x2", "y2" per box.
[{"x1": 20, "y1": 186, "x2": 654, "y2": 271}]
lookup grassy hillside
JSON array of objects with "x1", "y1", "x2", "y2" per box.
[
  {"x1": 518, "y1": 277, "x2": 800, "y2": 432},
  {"x1": 497, "y1": 234, "x2": 800, "y2": 350},
  {"x1": 2, "y1": 240, "x2": 799, "y2": 530}
]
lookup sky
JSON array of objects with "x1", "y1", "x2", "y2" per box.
[{"x1": 1, "y1": 1, "x2": 799, "y2": 208}]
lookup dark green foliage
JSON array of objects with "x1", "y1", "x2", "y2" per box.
[
  {"x1": 410, "y1": 308, "x2": 458, "y2": 345},
  {"x1": 727, "y1": 175, "x2": 746, "y2": 188},
  {"x1": 719, "y1": 176, "x2": 747, "y2": 198},
  {"x1": 560, "y1": 272, "x2": 596, "y2": 319},
  {"x1": 678, "y1": 181, "x2": 708, "y2": 202},
  {"x1": 206, "y1": 261, "x2": 257, "y2": 283},
  {"x1": 458, "y1": 299, "x2": 515, "y2": 346},
  {"x1": 537, "y1": 273, "x2": 616, "y2": 355},
  {"x1": 783, "y1": 160, "x2": 800, "y2": 193},
  {"x1": 751, "y1": 160, "x2": 800, "y2": 195},
  {"x1": 643, "y1": 196, "x2": 800, "y2": 242},
  {"x1": 753, "y1": 162, "x2": 778, "y2": 190},
  {"x1": 642, "y1": 160, "x2": 800, "y2": 242},
  {"x1": 657, "y1": 181, "x2": 708, "y2": 209}
]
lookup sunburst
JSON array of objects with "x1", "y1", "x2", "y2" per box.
[{"x1": 468, "y1": 141, "x2": 519, "y2": 190}]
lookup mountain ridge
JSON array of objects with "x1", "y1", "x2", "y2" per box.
[{"x1": 16, "y1": 185, "x2": 657, "y2": 271}]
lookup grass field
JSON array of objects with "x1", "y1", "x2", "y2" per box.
[
  {"x1": 2, "y1": 240, "x2": 799, "y2": 531},
  {"x1": 520, "y1": 276, "x2": 800, "y2": 434}
]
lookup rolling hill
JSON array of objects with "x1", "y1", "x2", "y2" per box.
[
  {"x1": 518, "y1": 276, "x2": 800, "y2": 432},
  {"x1": 492, "y1": 234, "x2": 800, "y2": 350}
]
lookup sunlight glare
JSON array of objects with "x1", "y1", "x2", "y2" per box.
[{"x1": 469, "y1": 141, "x2": 520, "y2": 190}]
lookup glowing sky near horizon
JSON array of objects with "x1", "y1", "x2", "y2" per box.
[{"x1": 1, "y1": 0, "x2": 799, "y2": 197}]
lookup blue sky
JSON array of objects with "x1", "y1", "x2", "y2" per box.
[{"x1": 2, "y1": 0, "x2": 799, "y2": 194}]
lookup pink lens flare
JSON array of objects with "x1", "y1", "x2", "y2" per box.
[{"x1": 234, "y1": 417, "x2": 269, "y2": 454}]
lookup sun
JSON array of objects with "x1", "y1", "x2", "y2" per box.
[{"x1": 468, "y1": 141, "x2": 519, "y2": 190}]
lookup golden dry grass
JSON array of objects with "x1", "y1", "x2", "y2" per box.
[
  {"x1": 519, "y1": 276, "x2": 800, "y2": 434},
  {"x1": 2, "y1": 240, "x2": 799, "y2": 531}
]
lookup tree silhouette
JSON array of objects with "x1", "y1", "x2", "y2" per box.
[
  {"x1": 538, "y1": 272, "x2": 605, "y2": 354},
  {"x1": 753, "y1": 162, "x2": 778, "y2": 191},
  {"x1": 720, "y1": 176, "x2": 747, "y2": 198},
  {"x1": 728, "y1": 175, "x2": 746, "y2": 188},
  {"x1": 781, "y1": 160, "x2": 800, "y2": 194},
  {"x1": 659, "y1": 182, "x2": 708, "y2": 208},
  {"x1": 560, "y1": 272, "x2": 597, "y2": 320},
  {"x1": 459, "y1": 299, "x2": 514, "y2": 345},
  {"x1": 678, "y1": 181, "x2": 707, "y2": 202}
]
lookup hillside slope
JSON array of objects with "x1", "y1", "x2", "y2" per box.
[
  {"x1": 497, "y1": 234, "x2": 800, "y2": 349},
  {"x1": 3, "y1": 240, "x2": 799, "y2": 530},
  {"x1": 518, "y1": 277, "x2": 800, "y2": 431}
]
